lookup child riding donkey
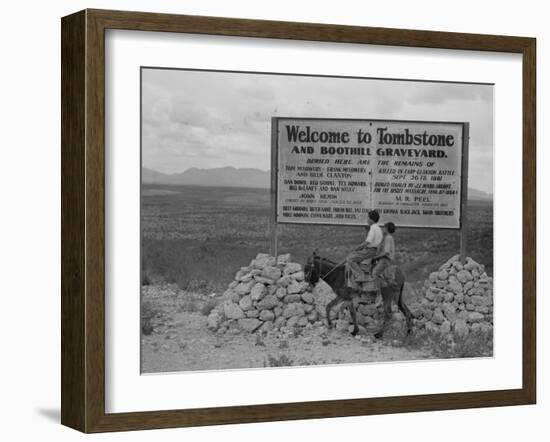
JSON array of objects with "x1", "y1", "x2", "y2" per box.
[
  {"x1": 345, "y1": 209, "x2": 383, "y2": 287},
  {"x1": 345, "y1": 210, "x2": 397, "y2": 295}
]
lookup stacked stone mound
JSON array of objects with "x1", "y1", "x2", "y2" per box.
[
  {"x1": 207, "y1": 253, "x2": 324, "y2": 334},
  {"x1": 415, "y1": 255, "x2": 493, "y2": 336},
  {"x1": 207, "y1": 253, "x2": 391, "y2": 335}
]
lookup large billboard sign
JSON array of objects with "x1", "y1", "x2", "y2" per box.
[{"x1": 273, "y1": 117, "x2": 468, "y2": 229}]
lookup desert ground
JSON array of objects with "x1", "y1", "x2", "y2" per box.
[{"x1": 141, "y1": 184, "x2": 493, "y2": 373}]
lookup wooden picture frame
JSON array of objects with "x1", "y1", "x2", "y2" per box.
[{"x1": 61, "y1": 9, "x2": 536, "y2": 433}]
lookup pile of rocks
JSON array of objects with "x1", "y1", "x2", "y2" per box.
[
  {"x1": 207, "y1": 252, "x2": 391, "y2": 335},
  {"x1": 207, "y1": 253, "x2": 326, "y2": 334},
  {"x1": 415, "y1": 255, "x2": 493, "y2": 336}
]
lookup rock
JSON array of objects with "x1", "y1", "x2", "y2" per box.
[
  {"x1": 432, "y1": 309, "x2": 445, "y2": 325},
  {"x1": 234, "y1": 280, "x2": 255, "y2": 296},
  {"x1": 284, "y1": 262, "x2": 302, "y2": 275},
  {"x1": 455, "y1": 293, "x2": 464, "y2": 304},
  {"x1": 425, "y1": 322, "x2": 439, "y2": 333},
  {"x1": 448, "y1": 280, "x2": 463, "y2": 294},
  {"x1": 429, "y1": 272, "x2": 439, "y2": 282},
  {"x1": 256, "y1": 294, "x2": 279, "y2": 310},
  {"x1": 262, "y1": 266, "x2": 282, "y2": 281},
  {"x1": 284, "y1": 294, "x2": 302, "y2": 303},
  {"x1": 287, "y1": 281, "x2": 303, "y2": 294},
  {"x1": 303, "y1": 303, "x2": 314, "y2": 313},
  {"x1": 283, "y1": 303, "x2": 305, "y2": 318},
  {"x1": 454, "y1": 319, "x2": 469, "y2": 337},
  {"x1": 251, "y1": 253, "x2": 276, "y2": 269},
  {"x1": 259, "y1": 310, "x2": 275, "y2": 322},
  {"x1": 276, "y1": 275, "x2": 293, "y2": 287},
  {"x1": 471, "y1": 295, "x2": 484, "y2": 306},
  {"x1": 253, "y1": 276, "x2": 275, "y2": 285},
  {"x1": 359, "y1": 304, "x2": 378, "y2": 317},
  {"x1": 274, "y1": 306, "x2": 283, "y2": 317},
  {"x1": 238, "y1": 318, "x2": 262, "y2": 332},
  {"x1": 226, "y1": 291, "x2": 240, "y2": 303},
  {"x1": 286, "y1": 315, "x2": 300, "y2": 327},
  {"x1": 260, "y1": 320, "x2": 274, "y2": 333},
  {"x1": 223, "y1": 301, "x2": 245, "y2": 319},
  {"x1": 291, "y1": 271, "x2": 305, "y2": 281},
  {"x1": 275, "y1": 287, "x2": 287, "y2": 299},
  {"x1": 277, "y1": 253, "x2": 291, "y2": 265},
  {"x1": 457, "y1": 270, "x2": 473, "y2": 283},
  {"x1": 468, "y1": 311, "x2": 485, "y2": 323},
  {"x1": 312, "y1": 282, "x2": 335, "y2": 314},
  {"x1": 301, "y1": 292, "x2": 314, "y2": 304},
  {"x1": 444, "y1": 292, "x2": 454, "y2": 303},
  {"x1": 453, "y1": 261, "x2": 464, "y2": 271},
  {"x1": 480, "y1": 323, "x2": 493, "y2": 334},
  {"x1": 438, "y1": 270, "x2": 449, "y2": 280},
  {"x1": 308, "y1": 310, "x2": 318, "y2": 322},
  {"x1": 239, "y1": 295, "x2": 253, "y2": 311},
  {"x1": 246, "y1": 310, "x2": 259, "y2": 318},
  {"x1": 229, "y1": 280, "x2": 238, "y2": 290},
  {"x1": 235, "y1": 270, "x2": 253, "y2": 282},
  {"x1": 207, "y1": 312, "x2": 223, "y2": 330},
  {"x1": 443, "y1": 254, "x2": 460, "y2": 268},
  {"x1": 274, "y1": 316, "x2": 286, "y2": 328},
  {"x1": 425, "y1": 289, "x2": 435, "y2": 301},
  {"x1": 297, "y1": 316, "x2": 309, "y2": 327},
  {"x1": 441, "y1": 321, "x2": 451, "y2": 334},
  {"x1": 250, "y1": 283, "x2": 267, "y2": 301},
  {"x1": 442, "y1": 303, "x2": 457, "y2": 322},
  {"x1": 335, "y1": 319, "x2": 349, "y2": 332}
]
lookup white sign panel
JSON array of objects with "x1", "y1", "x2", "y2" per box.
[{"x1": 274, "y1": 118, "x2": 467, "y2": 229}]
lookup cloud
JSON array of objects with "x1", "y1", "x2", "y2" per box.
[
  {"x1": 141, "y1": 69, "x2": 494, "y2": 192},
  {"x1": 407, "y1": 82, "x2": 492, "y2": 105}
]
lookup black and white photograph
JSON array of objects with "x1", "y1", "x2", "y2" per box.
[
  {"x1": 140, "y1": 68, "x2": 494, "y2": 373},
  {"x1": 3, "y1": 0, "x2": 545, "y2": 438}
]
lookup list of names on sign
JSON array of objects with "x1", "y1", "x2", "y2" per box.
[{"x1": 274, "y1": 118, "x2": 465, "y2": 228}]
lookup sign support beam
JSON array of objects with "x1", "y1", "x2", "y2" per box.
[
  {"x1": 270, "y1": 117, "x2": 279, "y2": 258},
  {"x1": 459, "y1": 123, "x2": 470, "y2": 264}
]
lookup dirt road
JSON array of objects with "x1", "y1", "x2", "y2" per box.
[{"x1": 141, "y1": 285, "x2": 431, "y2": 373}]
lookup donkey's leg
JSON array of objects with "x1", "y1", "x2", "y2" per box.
[
  {"x1": 326, "y1": 297, "x2": 342, "y2": 329},
  {"x1": 374, "y1": 290, "x2": 393, "y2": 339},
  {"x1": 348, "y1": 294, "x2": 359, "y2": 336},
  {"x1": 397, "y1": 284, "x2": 414, "y2": 335}
]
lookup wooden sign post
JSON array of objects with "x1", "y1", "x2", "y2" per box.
[
  {"x1": 459, "y1": 123, "x2": 470, "y2": 264},
  {"x1": 270, "y1": 118, "x2": 279, "y2": 257}
]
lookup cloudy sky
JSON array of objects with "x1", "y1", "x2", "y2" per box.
[{"x1": 142, "y1": 68, "x2": 493, "y2": 193}]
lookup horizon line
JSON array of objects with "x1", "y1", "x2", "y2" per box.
[{"x1": 142, "y1": 165, "x2": 493, "y2": 195}]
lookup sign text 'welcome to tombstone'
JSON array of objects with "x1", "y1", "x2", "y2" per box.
[{"x1": 273, "y1": 118, "x2": 467, "y2": 229}]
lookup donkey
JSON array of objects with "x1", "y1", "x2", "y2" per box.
[{"x1": 304, "y1": 254, "x2": 414, "y2": 338}]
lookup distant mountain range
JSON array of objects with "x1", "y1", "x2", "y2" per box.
[
  {"x1": 142, "y1": 166, "x2": 270, "y2": 189},
  {"x1": 142, "y1": 167, "x2": 493, "y2": 200},
  {"x1": 467, "y1": 187, "x2": 493, "y2": 201}
]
